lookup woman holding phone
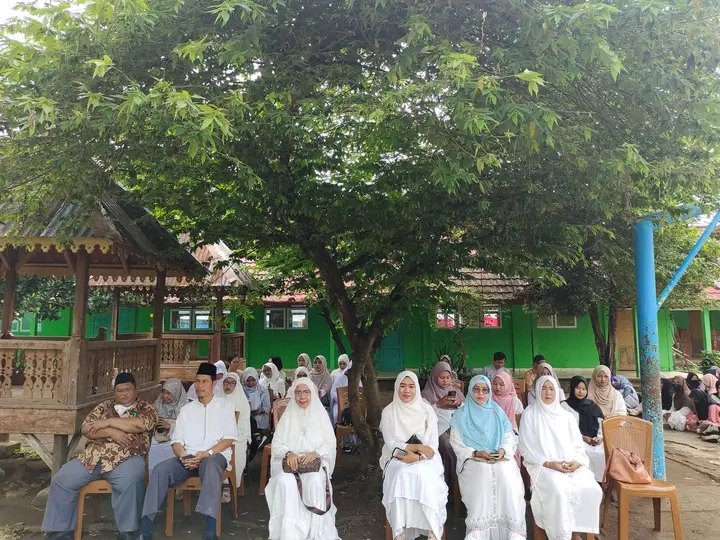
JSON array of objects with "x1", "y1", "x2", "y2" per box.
[
  {"x1": 450, "y1": 375, "x2": 526, "y2": 539},
  {"x1": 519, "y1": 376, "x2": 602, "y2": 540},
  {"x1": 381, "y1": 371, "x2": 448, "y2": 540},
  {"x1": 421, "y1": 360, "x2": 464, "y2": 485}
]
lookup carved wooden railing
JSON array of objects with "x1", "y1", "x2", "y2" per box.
[
  {"x1": 0, "y1": 340, "x2": 68, "y2": 403},
  {"x1": 221, "y1": 332, "x2": 245, "y2": 360},
  {"x1": 160, "y1": 334, "x2": 209, "y2": 364},
  {"x1": 84, "y1": 339, "x2": 159, "y2": 401}
]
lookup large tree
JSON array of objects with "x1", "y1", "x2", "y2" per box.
[{"x1": 2, "y1": 0, "x2": 720, "y2": 467}]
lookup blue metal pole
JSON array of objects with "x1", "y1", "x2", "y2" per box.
[
  {"x1": 657, "y1": 209, "x2": 720, "y2": 309},
  {"x1": 634, "y1": 218, "x2": 666, "y2": 479}
]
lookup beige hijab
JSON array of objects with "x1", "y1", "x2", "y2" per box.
[{"x1": 587, "y1": 365, "x2": 619, "y2": 417}]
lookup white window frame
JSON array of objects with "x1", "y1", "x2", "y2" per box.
[
  {"x1": 288, "y1": 306, "x2": 309, "y2": 330},
  {"x1": 169, "y1": 308, "x2": 192, "y2": 331},
  {"x1": 537, "y1": 314, "x2": 577, "y2": 329},
  {"x1": 480, "y1": 306, "x2": 502, "y2": 329},
  {"x1": 436, "y1": 309, "x2": 457, "y2": 329},
  {"x1": 264, "y1": 308, "x2": 287, "y2": 330}
]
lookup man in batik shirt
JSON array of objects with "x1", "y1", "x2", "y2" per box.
[{"x1": 42, "y1": 372, "x2": 158, "y2": 540}]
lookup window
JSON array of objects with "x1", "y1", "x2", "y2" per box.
[
  {"x1": 537, "y1": 314, "x2": 554, "y2": 328},
  {"x1": 265, "y1": 308, "x2": 287, "y2": 329},
  {"x1": 193, "y1": 310, "x2": 211, "y2": 330},
  {"x1": 436, "y1": 310, "x2": 456, "y2": 329},
  {"x1": 537, "y1": 314, "x2": 577, "y2": 329},
  {"x1": 459, "y1": 306, "x2": 502, "y2": 328},
  {"x1": 169, "y1": 309, "x2": 192, "y2": 330},
  {"x1": 289, "y1": 307, "x2": 308, "y2": 329},
  {"x1": 11, "y1": 317, "x2": 31, "y2": 333},
  {"x1": 554, "y1": 314, "x2": 578, "y2": 328}
]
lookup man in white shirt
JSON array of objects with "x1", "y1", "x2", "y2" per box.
[
  {"x1": 138, "y1": 362, "x2": 237, "y2": 540},
  {"x1": 480, "y1": 351, "x2": 509, "y2": 380}
]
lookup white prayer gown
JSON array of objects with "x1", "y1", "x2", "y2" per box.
[
  {"x1": 223, "y1": 373, "x2": 252, "y2": 485},
  {"x1": 266, "y1": 379, "x2": 339, "y2": 540},
  {"x1": 519, "y1": 376, "x2": 602, "y2": 540},
  {"x1": 560, "y1": 402, "x2": 605, "y2": 482},
  {"x1": 380, "y1": 371, "x2": 448, "y2": 540},
  {"x1": 450, "y1": 429, "x2": 526, "y2": 539}
]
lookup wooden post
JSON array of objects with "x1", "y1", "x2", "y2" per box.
[
  {"x1": 51, "y1": 434, "x2": 69, "y2": 474},
  {"x1": 152, "y1": 267, "x2": 167, "y2": 381},
  {"x1": 110, "y1": 289, "x2": 121, "y2": 341},
  {"x1": 1, "y1": 246, "x2": 18, "y2": 339},
  {"x1": 211, "y1": 289, "x2": 224, "y2": 362},
  {"x1": 72, "y1": 248, "x2": 90, "y2": 339}
]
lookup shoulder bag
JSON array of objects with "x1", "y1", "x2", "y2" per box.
[{"x1": 602, "y1": 448, "x2": 652, "y2": 485}]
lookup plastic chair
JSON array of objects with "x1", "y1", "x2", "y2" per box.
[
  {"x1": 601, "y1": 416, "x2": 684, "y2": 540},
  {"x1": 74, "y1": 480, "x2": 112, "y2": 540},
  {"x1": 384, "y1": 517, "x2": 445, "y2": 540},
  {"x1": 258, "y1": 398, "x2": 290, "y2": 496},
  {"x1": 164, "y1": 448, "x2": 239, "y2": 537},
  {"x1": 335, "y1": 386, "x2": 365, "y2": 465}
]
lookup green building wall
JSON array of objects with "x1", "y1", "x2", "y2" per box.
[{"x1": 7, "y1": 303, "x2": 717, "y2": 375}]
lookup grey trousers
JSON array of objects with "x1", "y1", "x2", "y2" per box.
[
  {"x1": 41, "y1": 456, "x2": 146, "y2": 533},
  {"x1": 141, "y1": 454, "x2": 227, "y2": 521}
]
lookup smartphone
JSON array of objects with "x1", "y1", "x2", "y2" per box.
[{"x1": 447, "y1": 390, "x2": 457, "y2": 399}]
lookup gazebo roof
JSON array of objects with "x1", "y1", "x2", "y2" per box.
[
  {"x1": 0, "y1": 188, "x2": 203, "y2": 279},
  {"x1": 89, "y1": 240, "x2": 254, "y2": 294}
]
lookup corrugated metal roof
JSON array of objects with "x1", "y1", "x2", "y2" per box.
[{"x1": 0, "y1": 185, "x2": 203, "y2": 278}]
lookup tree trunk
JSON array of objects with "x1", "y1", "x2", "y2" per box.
[
  {"x1": 588, "y1": 303, "x2": 609, "y2": 366},
  {"x1": 318, "y1": 303, "x2": 347, "y2": 355},
  {"x1": 604, "y1": 306, "x2": 618, "y2": 371}
]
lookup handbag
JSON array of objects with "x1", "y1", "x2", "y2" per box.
[
  {"x1": 281, "y1": 455, "x2": 332, "y2": 516},
  {"x1": 282, "y1": 455, "x2": 322, "y2": 474},
  {"x1": 602, "y1": 448, "x2": 652, "y2": 485}
]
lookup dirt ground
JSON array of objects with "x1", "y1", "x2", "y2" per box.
[{"x1": 0, "y1": 430, "x2": 718, "y2": 540}]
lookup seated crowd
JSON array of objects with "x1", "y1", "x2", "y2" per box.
[{"x1": 43, "y1": 350, "x2": 647, "y2": 540}]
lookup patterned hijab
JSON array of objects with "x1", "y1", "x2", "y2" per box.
[
  {"x1": 451, "y1": 375, "x2": 511, "y2": 452},
  {"x1": 154, "y1": 378, "x2": 187, "y2": 419},
  {"x1": 421, "y1": 361, "x2": 465, "y2": 406}
]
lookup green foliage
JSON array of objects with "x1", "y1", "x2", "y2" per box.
[
  {"x1": 701, "y1": 350, "x2": 720, "y2": 374},
  {"x1": 1, "y1": 0, "x2": 720, "y2": 381}
]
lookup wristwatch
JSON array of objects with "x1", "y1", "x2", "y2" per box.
[{"x1": 208, "y1": 449, "x2": 214, "y2": 456}]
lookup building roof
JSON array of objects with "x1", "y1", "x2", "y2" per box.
[
  {"x1": 454, "y1": 270, "x2": 527, "y2": 303},
  {"x1": 0, "y1": 186, "x2": 203, "y2": 279}
]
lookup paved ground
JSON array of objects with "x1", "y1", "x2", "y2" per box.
[{"x1": 0, "y1": 429, "x2": 718, "y2": 540}]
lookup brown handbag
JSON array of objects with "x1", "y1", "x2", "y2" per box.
[
  {"x1": 281, "y1": 456, "x2": 332, "y2": 516},
  {"x1": 602, "y1": 448, "x2": 652, "y2": 485}
]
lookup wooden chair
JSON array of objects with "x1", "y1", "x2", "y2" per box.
[
  {"x1": 164, "y1": 447, "x2": 239, "y2": 537},
  {"x1": 74, "y1": 480, "x2": 112, "y2": 540},
  {"x1": 601, "y1": 416, "x2": 683, "y2": 540},
  {"x1": 258, "y1": 398, "x2": 290, "y2": 496},
  {"x1": 335, "y1": 386, "x2": 365, "y2": 465},
  {"x1": 513, "y1": 378, "x2": 527, "y2": 407},
  {"x1": 384, "y1": 517, "x2": 445, "y2": 540}
]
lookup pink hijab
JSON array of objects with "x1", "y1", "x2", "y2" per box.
[
  {"x1": 492, "y1": 370, "x2": 518, "y2": 427},
  {"x1": 702, "y1": 374, "x2": 719, "y2": 396},
  {"x1": 421, "y1": 361, "x2": 465, "y2": 406}
]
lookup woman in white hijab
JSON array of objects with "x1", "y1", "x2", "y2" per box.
[
  {"x1": 221, "y1": 372, "x2": 252, "y2": 502},
  {"x1": 261, "y1": 361, "x2": 287, "y2": 400},
  {"x1": 292, "y1": 353, "x2": 311, "y2": 381},
  {"x1": 294, "y1": 366, "x2": 310, "y2": 379},
  {"x1": 381, "y1": 371, "x2": 448, "y2": 540},
  {"x1": 266, "y1": 378, "x2": 340, "y2": 540},
  {"x1": 186, "y1": 360, "x2": 228, "y2": 401},
  {"x1": 519, "y1": 376, "x2": 602, "y2": 540},
  {"x1": 331, "y1": 354, "x2": 349, "y2": 381}
]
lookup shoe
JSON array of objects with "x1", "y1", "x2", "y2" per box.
[
  {"x1": 116, "y1": 533, "x2": 138, "y2": 540},
  {"x1": 137, "y1": 534, "x2": 153, "y2": 540},
  {"x1": 701, "y1": 433, "x2": 720, "y2": 442},
  {"x1": 221, "y1": 485, "x2": 231, "y2": 503},
  {"x1": 201, "y1": 533, "x2": 219, "y2": 540}
]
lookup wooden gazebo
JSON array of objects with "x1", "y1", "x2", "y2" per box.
[
  {"x1": 90, "y1": 240, "x2": 253, "y2": 381},
  {"x1": 0, "y1": 190, "x2": 202, "y2": 473}
]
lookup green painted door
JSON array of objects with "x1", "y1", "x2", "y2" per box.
[
  {"x1": 376, "y1": 328, "x2": 404, "y2": 371},
  {"x1": 91, "y1": 314, "x2": 112, "y2": 340}
]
